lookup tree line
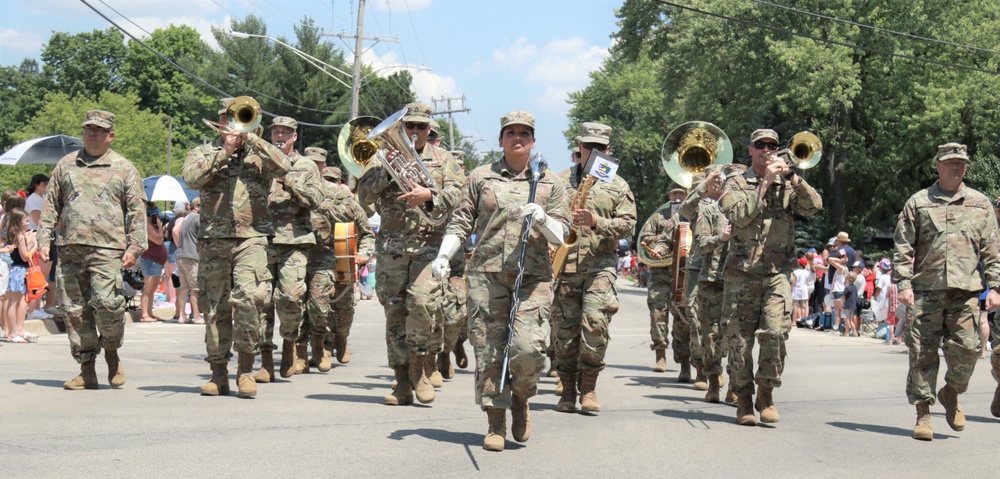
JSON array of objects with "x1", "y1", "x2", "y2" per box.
[
  {"x1": 0, "y1": 15, "x2": 486, "y2": 194},
  {"x1": 566, "y1": 0, "x2": 1000, "y2": 254}
]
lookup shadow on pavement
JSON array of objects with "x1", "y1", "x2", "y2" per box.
[
  {"x1": 137, "y1": 384, "x2": 202, "y2": 394},
  {"x1": 654, "y1": 408, "x2": 733, "y2": 425},
  {"x1": 333, "y1": 381, "x2": 390, "y2": 390},
  {"x1": 646, "y1": 393, "x2": 712, "y2": 404},
  {"x1": 941, "y1": 413, "x2": 998, "y2": 424},
  {"x1": 388, "y1": 428, "x2": 524, "y2": 450},
  {"x1": 618, "y1": 375, "x2": 685, "y2": 389},
  {"x1": 617, "y1": 287, "x2": 649, "y2": 297},
  {"x1": 11, "y1": 378, "x2": 67, "y2": 388},
  {"x1": 606, "y1": 363, "x2": 669, "y2": 373},
  {"x1": 827, "y1": 421, "x2": 957, "y2": 439},
  {"x1": 305, "y1": 392, "x2": 393, "y2": 405}
]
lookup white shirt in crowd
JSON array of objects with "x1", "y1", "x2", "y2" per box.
[{"x1": 25, "y1": 192, "x2": 43, "y2": 230}]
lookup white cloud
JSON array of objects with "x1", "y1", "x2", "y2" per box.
[
  {"x1": 127, "y1": 16, "x2": 229, "y2": 51},
  {"x1": 370, "y1": 0, "x2": 432, "y2": 13},
  {"x1": 0, "y1": 29, "x2": 44, "y2": 54},
  {"x1": 493, "y1": 37, "x2": 537, "y2": 69},
  {"x1": 360, "y1": 48, "x2": 459, "y2": 104}
]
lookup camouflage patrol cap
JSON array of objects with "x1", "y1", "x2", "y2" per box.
[
  {"x1": 750, "y1": 129, "x2": 779, "y2": 143},
  {"x1": 429, "y1": 120, "x2": 441, "y2": 133},
  {"x1": 270, "y1": 116, "x2": 298, "y2": 131},
  {"x1": 500, "y1": 110, "x2": 535, "y2": 130},
  {"x1": 82, "y1": 110, "x2": 115, "y2": 130},
  {"x1": 218, "y1": 97, "x2": 236, "y2": 115},
  {"x1": 322, "y1": 166, "x2": 342, "y2": 181},
  {"x1": 935, "y1": 142, "x2": 968, "y2": 162},
  {"x1": 449, "y1": 150, "x2": 465, "y2": 160},
  {"x1": 578, "y1": 122, "x2": 612, "y2": 145},
  {"x1": 402, "y1": 102, "x2": 433, "y2": 123},
  {"x1": 304, "y1": 146, "x2": 328, "y2": 163},
  {"x1": 668, "y1": 181, "x2": 687, "y2": 195}
]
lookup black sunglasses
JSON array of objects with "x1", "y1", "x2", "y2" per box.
[
  {"x1": 581, "y1": 142, "x2": 608, "y2": 151},
  {"x1": 573, "y1": 151, "x2": 582, "y2": 158},
  {"x1": 753, "y1": 140, "x2": 779, "y2": 150},
  {"x1": 404, "y1": 122, "x2": 429, "y2": 130}
]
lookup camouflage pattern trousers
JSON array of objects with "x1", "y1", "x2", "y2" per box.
[
  {"x1": 468, "y1": 271, "x2": 551, "y2": 410},
  {"x1": 300, "y1": 267, "x2": 355, "y2": 341},
  {"x1": 905, "y1": 289, "x2": 980, "y2": 405},
  {"x1": 261, "y1": 244, "x2": 309, "y2": 351},
  {"x1": 647, "y1": 268, "x2": 691, "y2": 363},
  {"x1": 57, "y1": 245, "x2": 126, "y2": 363},
  {"x1": 696, "y1": 280, "x2": 726, "y2": 376},
  {"x1": 723, "y1": 270, "x2": 790, "y2": 397},
  {"x1": 197, "y1": 237, "x2": 272, "y2": 363},
  {"x1": 552, "y1": 270, "x2": 619, "y2": 373},
  {"x1": 685, "y1": 271, "x2": 702, "y2": 369},
  {"x1": 442, "y1": 273, "x2": 468, "y2": 353},
  {"x1": 376, "y1": 249, "x2": 444, "y2": 367},
  {"x1": 991, "y1": 310, "x2": 1000, "y2": 386}
]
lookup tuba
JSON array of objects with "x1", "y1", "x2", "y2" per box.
[
  {"x1": 661, "y1": 121, "x2": 733, "y2": 188},
  {"x1": 363, "y1": 108, "x2": 447, "y2": 227},
  {"x1": 771, "y1": 131, "x2": 822, "y2": 170},
  {"x1": 202, "y1": 96, "x2": 262, "y2": 135},
  {"x1": 638, "y1": 239, "x2": 673, "y2": 267},
  {"x1": 337, "y1": 116, "x2": 383, "y2": 179}
]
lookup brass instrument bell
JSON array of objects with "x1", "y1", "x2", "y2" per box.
[
  {"x1": 337, "y1": 116, "x2": 383, "y2": 178},
  {"x1": 202, "y1": 96, "x2": 262, "y2": 135},
  {"x1": 774, "y1": 131, "x2": 822, "y2": 169},
  {"x1": 661, "y1": 121, "x2": 733, "y2": 188}
]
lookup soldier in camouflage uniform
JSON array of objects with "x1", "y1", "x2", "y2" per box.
[
  {"x1": 432, "y1": 110, "x2": 570, "y2": 452},
  {"x1": 719, "y1": 129, "x2": 821, "y2": 426},
  {"x1": 255, "y1": 116, "x2": 323, "y2": 382},
  {"x1": 299, "y1": 152, "x2": 375, "y2": 372},
  {"x1": 38, "y1": 110, "x2": 148, "y2": 390},
  {"x1": 637, "y1": 188, "x2": 692, "y2": 376},
  {"x1": 676, "y1": 178, "x2": 707, "y2": 387},
  {"x1": 182, "y1": 97, "x2": 291, "y2": 398},
  {"x1": 689, "y1": 166, "x2": 733, "y2": 403},
  {"x1": 551, "y1": 122, "x2": 636, "y2": 414},
  {"x1": 357, "y1": 102, "x2": 465, "y2": 406},
  {"x1": 439, "y1": 149, "x2": 469, "y2": 379},
  {"x1": 893, "y1": 142, "x2": 1000, "y2": 441}
]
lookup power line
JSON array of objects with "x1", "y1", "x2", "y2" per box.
[
  {"x1": 654, "y1": 0, "x2": 1000, "y2": 76},
  {"x1": 81, "y1": 0, "x2": 346, "y2": 127},
  {"x1": 751, "y1": 0, "x2": 1000, "y2": 56}
]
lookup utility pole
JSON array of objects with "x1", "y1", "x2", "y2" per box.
[
  {"x1": 431, "y1": 96, "x2": 471, "y2": 151},
  {"x1": 163, "y1": 115, "x2": 173, "y2": 175},
  {"x1": 322, "y1": 0, "x2": 398, "y2": 118}
]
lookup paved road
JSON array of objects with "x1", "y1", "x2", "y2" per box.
[{"x1": 2, "y1": 277, "x2": 996, "y2": 477}]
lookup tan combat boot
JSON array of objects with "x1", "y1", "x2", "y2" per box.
[
  {"x1": 546, "y1": 352, "x2": 558, "y2": 377},
  {"x1": 705, "y1": 373, "x2": 721, "y2": 403},
  {"x1": 484, "y1": 408, "x2": 506, "y2": 452},
  {"x1": 756, "y1": 385, "x2": 779, "y2": 423},
  {"x1": 236, "y1": 352, "x2": 257, "y2": 398},
  {"x1": 384, "y1": 365, "x2": 413, "y2": 406},
  {"x1": 677, "y1": 358, "x2": 691, "y2": 383},
  {"x1": 724, "y1": 384, "x2": 738, "y2": 403},
  {"x1": 63, "y1": 359, "x2": 98, "y2": 390},
  {"x1": 913, "y1": 403, "x2": 933, "y2": 440},
  {"x1": 409, "y1": 353, "x2": 435, "y2": 404},
  {"x1": 511, "y1": 394, "x2": 531, "y2": 442},
  {"x1": 105, "y1": 348, "x2": 125, "y2": 387},
  {"x1": 425, "y1": 354, "x2": 443, "y2": 389},
  {"x1": 578, "y1": 370, "x2": 601, "y2": 413},
  {"x1": 334, "y1": 334, "x2": 350, "y2": 364},
  {"x1": 992, "y1": 355, "x2": 1000, "y2": 417},
  {"x1": 295, "y1": 343, "x2": 309, "y2": 374},
  {"x1": 736, "y1": 394, "x2": 757, "y2": 426},
  {"x1": 453, "y1": 339, "x2": 468, "y2": 369},
  {"x1": 653, "y1": 349, "x2": 667, "y2": 373},
  {"x1": 200, "y1": 362, "x2": 230, "y2": 396},
  {"x1": 280, "y1": 339, "x2": 297, "y2": 378},
  {"x1": 937, "y1": 385, "x2": 965, "y2": 431},
  {"x1": 556, "y1": 373, "x2": 578, "y2": 413},
  {"x1": 692, "y1": 367, "x2": 708, "y2": 391},
  {"x1": 312, "y1": 334, "x2": 332, "y2": 372},
  {"x1": 438, "y1": 351, "x2": 455, "y2": 380},
  {"x1": 253, "y1": 350, "x2": 274, "y2": 383}
]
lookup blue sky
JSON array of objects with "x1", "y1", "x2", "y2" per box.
[{"x1": 1, "y1": 0, "x2": 624, "y2": 172}]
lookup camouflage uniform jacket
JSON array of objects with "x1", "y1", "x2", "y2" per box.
[
  {"x1": 636, "y1": 201, "x2": 677, "y2": 275},
  {"x1": 268, "y1": 150, "x2": 324, "y2": 245},
  {"x1": 38, "y1": 148, "x2": 148, "y2": 258},
  {"x1": 719, "y1": 167, "x2": 821, "y2": 274},
  {"x1": 357, "y1": 143, "x2": 464, "y2": 255},
  {"x1": 182, "y1": 134, "x2": 290, "y2": 239},
  {"x1": 678, "y1": 184, "x2": 708, "y2": 272},
  {"x1": 309, "y1": 180, "x2": 375, "y2": 270},
  {"x1": 557, "y1": 165, "x2": 636, "y2": 274},
  {"x1": 446, "y1": 158, "x2": 570, "y2": 274},
  {"x1": 694, "y1": 198, "x2": 729, "y2": 283},
  {"x1": 893, "y1": 181, "x2": 1000, "y2": 292}
]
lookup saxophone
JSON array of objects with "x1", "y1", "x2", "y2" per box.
[{"x1": 551, "y1": 174, "x2": 597, "y2": 280}]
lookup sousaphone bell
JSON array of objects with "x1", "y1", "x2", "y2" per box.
[{"x1": 661, "y1": 121, "x2": 733, "y2": 188}]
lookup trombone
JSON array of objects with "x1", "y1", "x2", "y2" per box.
[
  {"x1": 202, "y1": 96, "x2": 262, "y2": 135},
  {"x1": 769, "y1": 131, "x2": 823, "y2": 170}
]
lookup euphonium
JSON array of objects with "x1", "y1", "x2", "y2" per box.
[
  {"x1": 202, "y1": 96, "x2": 262, "y2": 135},
  {"x1": 337, "y1": 116, "x2": 383, "y2": 179},
  {"x1": 661, "y1": 121, "x2": 733, "y2": 188},
  {"x1": 365, "y1": 108, "x2": 447, "y2": 227}
]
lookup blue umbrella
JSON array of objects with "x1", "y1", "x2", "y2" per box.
[{"x1": 143, "y1": 175, "x2": 198, "y2": 203}]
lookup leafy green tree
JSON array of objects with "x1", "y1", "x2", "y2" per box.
[
  {"x1": 41, "y1": 28, "x2": 128, "y2": 98},
  {"x1": 0, "y1": 59, "x2": 49, "y2": 151}
]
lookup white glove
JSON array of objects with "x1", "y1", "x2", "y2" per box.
[
  {"x1": 518, "y1": 203, "x2": 565, "y2": 246},
  {"x1": 432, "y1": 234, "x2": 463, "y2": 279}
]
